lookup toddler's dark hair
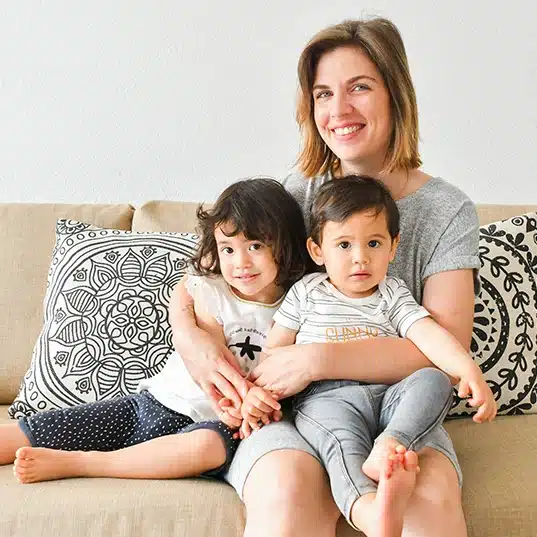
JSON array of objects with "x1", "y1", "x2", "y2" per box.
[
  {"x1": 310, "y1": 175, "x2": 400, "y2": 245},
  {"x1": 191, "y1": 177, "x2": 310, "y2": 290}
]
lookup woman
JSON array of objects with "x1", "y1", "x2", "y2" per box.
[{"x1": 171, "y1": 17, "x2": 479, "y2": 537}]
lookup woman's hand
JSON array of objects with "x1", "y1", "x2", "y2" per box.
[
  {"x1": 181, "y1": 328, "x2": 250, "y2": 411},
  {"x1": 249, "y1": 344, "x2": 320, "y2": 399}
]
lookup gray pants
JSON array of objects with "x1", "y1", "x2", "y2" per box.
[{"x1": 293, "y1": 367, "x2": 453, "y2": 524}]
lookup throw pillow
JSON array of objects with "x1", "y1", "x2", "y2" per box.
[
  {"x1": 449, "y1": 212, "x2": 537, "y2": 417},
  {"x1": 9, "y1": 219, "x2": 198, "y2": 418}
]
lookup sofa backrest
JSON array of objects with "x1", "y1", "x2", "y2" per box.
[{"x1": 1, "y1": 200, "x2": 536, "y2": 405}]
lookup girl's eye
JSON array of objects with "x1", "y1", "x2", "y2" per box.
[
  {"x1": 221, "y1": 247, "x2": 233, "y2": 254},
  {"x1": 249, "y1": 243, "x2": 264, "y2": 251},
  {"x1": 369, "y1": 240, "x2": 380, "y2": 248},
  {"x1": 338, "y1": 241, "x2": 351, "y2": 250}
]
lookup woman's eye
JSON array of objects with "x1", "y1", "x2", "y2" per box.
[
  {"x1": 352, "y1": 84, "x2": 369, "y2": 93},
  {"x1": 314, "y1": 90, "x2": 331, "y2": 100},
  {"x1": 369, "y1": 240, "x2": 380, "y2": 248},
  {"x1": 338, "y1": 241, "x2": 351, "y2": 250}
]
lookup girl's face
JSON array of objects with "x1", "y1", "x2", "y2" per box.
[
  {"x1": 313, "y1": 46, "x2": 392, "y2": 175},
  {"x1": 215, "y1": 224, "x2": 283, "y2": 304}
]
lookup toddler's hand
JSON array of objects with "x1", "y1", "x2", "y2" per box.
[
  {"x1": 217, "y1": 397, "x2": 242, "y2": 436},
  {"x1": 458, "y1": 373, "x2": 497, "y2": 423},
  {"x1": 240, "y1": 386, "x2": 281, "y2": 438}
]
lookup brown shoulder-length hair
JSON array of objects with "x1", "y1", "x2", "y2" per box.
[
  {"x1": 296, "y1": 17, "x2": 421, "y2": 178},
  {"x1": 191, "y1": 177, "x2": 310, "y2": 291}
]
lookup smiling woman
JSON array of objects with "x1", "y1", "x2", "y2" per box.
[{"x1": 169, "y1": 17, "x2": 480, "y2": 537}]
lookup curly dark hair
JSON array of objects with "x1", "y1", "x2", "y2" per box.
[
  {"x1": 191, "y1": 177, "x2": 310, "y2": 290},
  {"x1": 310, "y1": 175, "x2": 400, "y2": 245}
]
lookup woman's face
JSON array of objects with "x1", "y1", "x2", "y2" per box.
[{"x1": 313, "y1": 46, "x2": 392, "y2": 175}]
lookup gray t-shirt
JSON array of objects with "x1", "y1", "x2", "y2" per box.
[{"x1": 281, "y1": 172, "x2": 480, "y2": 305}]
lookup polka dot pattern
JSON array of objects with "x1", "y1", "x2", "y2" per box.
[{"x1": 18, "y1": 391, "x2": 239, "y2": 477}]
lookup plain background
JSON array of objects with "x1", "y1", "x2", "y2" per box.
[{"x1": 1, "y1": 1, "x2": 535, "y2": 205}]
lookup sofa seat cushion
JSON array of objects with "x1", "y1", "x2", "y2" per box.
[
  {"x1": 446, "y1": 415, "x2": 537, "y2": 537},
  {"x1": 0, "y1": 468, "x2": 245, "y2": 537},
  {"x1": 1, "y1": 405, "x2": 536, "y2": 537}
]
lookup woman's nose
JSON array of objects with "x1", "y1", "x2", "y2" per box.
[{"x1": 331, "y1": 91, "x2": 353, "y2": 118}]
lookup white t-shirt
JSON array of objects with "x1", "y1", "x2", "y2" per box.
[
  {"x1": 138, "y1": 275, "x2": 284, "y2": 421},
  {"x1": 273, "y1": 273, "x2": 429, "y2": 344}
]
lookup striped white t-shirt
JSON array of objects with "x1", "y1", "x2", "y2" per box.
[{"x1": 273, "y1": 273, "x2": 429, "y2": 344}]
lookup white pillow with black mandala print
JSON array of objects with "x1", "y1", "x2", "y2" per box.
[
  {"x1": 9, "y1": 219, "x2": 198, "y2": 418},
  {"x1": 449, "y1": 212, "x2": 537, "y2": 417}
]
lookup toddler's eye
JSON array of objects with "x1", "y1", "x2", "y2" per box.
[
  {"x1": 338, "y1": 241, "x2": 351, "y2": 250},
  {"x1": 249, "y1": 243, "x2": 264, "y2": 251},
  {"x1": 369, "y1": 240, "x2": 380, "y2": 248}
]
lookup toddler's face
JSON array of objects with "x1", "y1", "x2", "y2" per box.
[
  {"x1": 215, "y1": 224, "x2": 283, "y2": 305},
  {"x1": 308, "y1": 209, "x2": 398, "y2": 299}
]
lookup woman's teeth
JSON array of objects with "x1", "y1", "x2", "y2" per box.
[{"x1": 334, "y1": 125, "x2": 362, "y2": 135}]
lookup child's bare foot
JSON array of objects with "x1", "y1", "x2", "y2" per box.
[
  {"x1": 362, "y1": 435, "x2": 407, "y2": 482},
  {"x1": 14, "y1": 447, "x2": 89, "y2": 483},
  {"x1": 351, "y1": 449, "x2": 419, "y2": 537}
]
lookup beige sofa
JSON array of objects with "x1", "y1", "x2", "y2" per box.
[{"x1": 1, "y1": 201, "x2": 536, "y2": 537}]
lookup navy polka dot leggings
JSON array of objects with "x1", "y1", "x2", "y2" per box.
[{"x1": 18, "y1": 391, "x2": 239, "y2": 477}]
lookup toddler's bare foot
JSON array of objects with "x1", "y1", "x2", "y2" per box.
[
  {"x1": 351, "y1": 448, "x2": 419, "y2": 537},
  {"x1": 14, "y1": 446, "x2": 89, "y2": 484},
  {"x1": 362, "y1": 435, "x2": 407, "y2": 482},
  {"x1": 375, "y1": 450, "x2": 419, "y2": 537}
]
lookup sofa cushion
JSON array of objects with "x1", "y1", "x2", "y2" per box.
[
  {"x1": 449, "y1": 212, "x2": 537, "y2": 417},
  {"x1": 8, "y1": 220, "x2": 198, "y2": 417},
  {"x1": 0, "y1": 203, "x2": 134, "y2": 405},
  {"x1": 2, "y1": 406, "x2": 536, "y2": 537},
  {"x1": 133, "y1": 200, "x2": 204, "y2": 233}
]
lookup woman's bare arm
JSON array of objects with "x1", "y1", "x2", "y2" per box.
[{"x1": 251, "y1": 269, "x2": 475, "y2": 397}]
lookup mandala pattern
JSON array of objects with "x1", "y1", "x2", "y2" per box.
[
  {"x1": 9, "y1": 220, "x2": 198, "y2": 418},
  {"x1": 449, "y1": 212, "x2": 537, "y2": 417}
]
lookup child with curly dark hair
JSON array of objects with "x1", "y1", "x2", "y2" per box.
[{"x1": 4, "y1": 177, "x2": 309, "y2": 484}]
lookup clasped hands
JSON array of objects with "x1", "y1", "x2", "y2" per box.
[{"x1": 217, "y1": 381, "x2": 282, "y2": 439}]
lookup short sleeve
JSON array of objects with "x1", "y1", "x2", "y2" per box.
[
  {"x1": 381, "y1": 278, "x2": 430, "y2": 337},
  {"x1": 272, "y1": 280, "x2": 305, "y2": 331},
  {"x1": 185, "y1": 275, "x2": 224, "y2": 325},
  {"x1": 423, "y1": 200, "x2": 481, "y2": 280}
]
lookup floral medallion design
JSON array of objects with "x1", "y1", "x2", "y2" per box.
[
  {"x1": 9, "y1": 220, "x2": 198, "y2": 418},
  {"x1": 449, "y1": 212, "x2": 537, "y2": 417}
]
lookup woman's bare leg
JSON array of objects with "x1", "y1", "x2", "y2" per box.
[
  {"x1": 14, "y1": 430, "x2": 226, "y2": 483},
  {"x1": 242, "y1": 450, "x2": 340, "y2": 537},
  {"x1": 0, "y1": 424, "x2": 30, "y2": 464},
  {"x1": 402, "y1": 447, "x2": 467, "y2": 537}
]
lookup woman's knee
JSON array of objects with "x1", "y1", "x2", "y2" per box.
[
  {"x1": 413, "y1": 448, "x2": 462, "y2": 510},
  {"x1": 243, "y1": 449, "x2": 334, "y2": 513}
]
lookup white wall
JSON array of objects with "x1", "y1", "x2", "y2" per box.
[{"x1": 1, "y1": 1, "x2": 535, "y2": 205}]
